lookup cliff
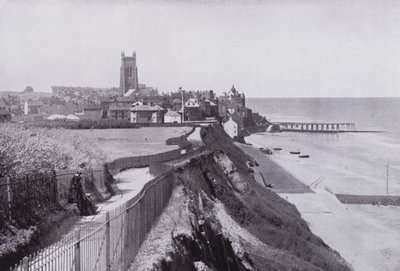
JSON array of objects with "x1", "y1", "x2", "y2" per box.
[{"x1": 131, "y1": 125, "x2": 352, "y2": 271}]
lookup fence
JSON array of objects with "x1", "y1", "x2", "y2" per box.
[
  {"x1": 55, "y1": 168, "x2": 111, "y2": 206},
  {"x1": 8, "y1": 171, "x2": 176, "y2": 271},
  {"x1": 107, "y1": 148, "x2": 183, "y2": 175},
  {"x1": 0, "y1": 168, "x2": 111, "y2": 224},
  {"x1": 0, "y1": 172, "x2": 58, "y2": 223}
]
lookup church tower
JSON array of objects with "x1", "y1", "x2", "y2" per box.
[{"x1": 120, "y1": 51, "x2": 139, "y2": 96}]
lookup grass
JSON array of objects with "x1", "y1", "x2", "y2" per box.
[
  {"x1": 129, "y1": 186, "x2": 192, "y2": 271},
  {"x1": 0, "y1": 204, "x2": 79, "y2": 268},
  {"x1": 70, "y1": 127, "x2": 192, "y2": 161},
  {"x1": 0, "y1": 124, "x2": 191, "y2": 268}
]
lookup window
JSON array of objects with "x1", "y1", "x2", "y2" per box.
[{"x1": 127, "y1": 67, "x2": 133, "y2": 78}]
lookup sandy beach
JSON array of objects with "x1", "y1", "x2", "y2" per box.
[
  {"x1": 247, "y1": 132, "x2": 400, "y2": 195},
  {"x1": 244, "y1": 132, "x2": 400, "y2": 271}
]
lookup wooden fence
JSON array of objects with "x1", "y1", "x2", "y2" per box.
[{"x1": 8, "y1": 171, "x2": 176, "y2": 271}]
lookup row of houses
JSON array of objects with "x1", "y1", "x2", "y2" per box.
[{"x1": 1, "y1": 85, "x2": 268, "y2": 141}]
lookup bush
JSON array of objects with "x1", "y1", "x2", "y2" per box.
[{"x1": 0, "y1": 124, "x2": 103, "y2": 177}]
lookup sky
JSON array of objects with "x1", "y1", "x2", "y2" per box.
[{"x1": 0, "y1": 0, "x2": 400, "y2": 97}]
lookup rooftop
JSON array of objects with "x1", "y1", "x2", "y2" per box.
[
  {"x1": 131, "y1": 104, "x2": 165, "y2": 112},
  {"x1": 165, "y1": 110, "x2": 181, "y2": 117}
]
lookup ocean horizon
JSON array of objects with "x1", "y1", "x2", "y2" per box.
[{"x1": 247, "y1": 97, "x2": 400, "y2": 135}]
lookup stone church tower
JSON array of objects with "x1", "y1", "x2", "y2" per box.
[{"x1": 120, "y1": 51, "x2": 139, "y2": 96}]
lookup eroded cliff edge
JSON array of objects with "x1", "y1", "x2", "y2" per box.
[{"x1": 130, "y1": 125, "x2": 353, "y2": 271}]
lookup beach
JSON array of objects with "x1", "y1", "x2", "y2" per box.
[
  {"x1": 247, "y1": 132, "x2": 400, "y2": 195},
  {"x1": 244, "y1": 131, "x2": 400, "y2": 271}
]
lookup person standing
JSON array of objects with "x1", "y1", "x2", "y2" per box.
[{"x1": 68, "y1": 172, "x2": 84, "y2": 212}]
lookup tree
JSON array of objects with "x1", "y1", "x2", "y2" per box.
[{"x1": 22, "y1": 86, "x2": 34, "y2": 93}]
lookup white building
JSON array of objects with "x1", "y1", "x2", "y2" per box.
[
  {"x1": 223, "y1": 117, "x2": 238, "y2": 138},
  {"x1": 130, "y1": 104, "x2": 165, "y2": 123},
  {"x1": 164, "y1": 110, "x2": 182, "y2": 123}
]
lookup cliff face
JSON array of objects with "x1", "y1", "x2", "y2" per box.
[{"x1": 134, "y1": 125, "x2": 352, "y2": 271}]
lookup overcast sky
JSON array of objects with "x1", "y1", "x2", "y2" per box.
[{"x1": 0, "y1": 0, "x2": 400, "y2": 97}]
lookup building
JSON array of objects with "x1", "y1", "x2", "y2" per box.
[
  {"x1": 218, "y1": 85, "x2": 246, "y2": 118},
  {"x1": 184, "y1": 98, "x2": 202, "y2": 121},
  {"x1": 202, "y1": 99, "x2": 218, "y2": 119},
  {"x1": 40, "y1": 104, "x2": 82, "y2": 116},
  {"x1": 223, "y1": 117, "x2": 239, "y2": 138},
  {"x1": 52, "y1": 86, "x2": 119, "y2": 97},
  {"x1": 108, "y1": 103, "x2": 131, "y2": 120},
  {"x1": 24, "y1": 100, "x2": 43, "y2": 115},
  {"x1": 0, "y1": 109, "x2": 11, "y2": 122},
  {"x1": 120, "y1": 51, "x2": 139, "y2": 96},
  {"x1": 81, "y1": 104, "x2": 103, "y2": 120},
  {"x1": 130, "y1": 104, "x2": 165, "y2": 124},
  {"x1": 164, "y1": 110, "x2": 181, "y2": 123}
]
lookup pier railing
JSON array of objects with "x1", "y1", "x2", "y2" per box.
[
  {"x1": 278, "y1": 122, "x2": 357, "y2": 133},
  {"x1": 8, "y1": 171, "x2": 175, "y2": 271}
]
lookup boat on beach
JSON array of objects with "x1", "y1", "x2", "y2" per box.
[
  {"x1": 290, "y1": 151, "x2": 301, "y2": 155},
  {"x1": 273, "y1": 147, "x2": 282, "y2": 151},
  {"x1": 299, "y1": 155, "x2": 310, "y2": 158},
  {"x1": 260, "y1": 148, "x2": 273, "y2": 155}
]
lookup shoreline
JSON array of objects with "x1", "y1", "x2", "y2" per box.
[{"x1": 242, "y1": 131, "x2": 400, "y2": 271}]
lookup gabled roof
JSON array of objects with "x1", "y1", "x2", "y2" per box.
[
  {"x1": 131, "y1": 104, "x2": 165, "y2": 112},
  {"x1": 109, "y1": 103, "x2": 132, "y2": 111},
  {"x1": 205, "y1": 99, "x2": 217, "y2": 106},
  {"x1": 223, "y1": 116, "x2": 239, "y2": 124},
  {"x1": 165, "y1": 110, "x2": 181, "y2": 117},
  {"x1": 185, "y1": 98, "x2": 200, "y2": 107}
]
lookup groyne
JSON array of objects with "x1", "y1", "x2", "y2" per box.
[{"x1": 336, "y1": 194, "x2": 400, "y2": 206}]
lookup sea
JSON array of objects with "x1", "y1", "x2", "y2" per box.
[
  {"x1": 247, "y1": 97, "x2": 400, "y2": 135},
  {"x1": 246, "y1": 97, "x2": 400, "y2": 195}
]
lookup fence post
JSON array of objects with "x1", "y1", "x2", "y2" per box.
[
  {"x1": 123, "y1": 207, "x2": 129, "y2": 270},
  {"x1": 106, "y1": 211, "x2": 111, "y2": 271},
  {"x1": 22, "y1": 256, "x2": 29, "y2": 271},
  {"x1": 74, "y1": 229, "x2": 81, "y2": 271},
  {"x1": 6, "y1": 177, "x2": 11, "y2": 220},
  {"x1": 53, "y1": 171, "x2": 58, "y2": 204}
]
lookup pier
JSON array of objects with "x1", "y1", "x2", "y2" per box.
[{"x1": 278, "y1": 122, "x2": 357, "y2": 133}]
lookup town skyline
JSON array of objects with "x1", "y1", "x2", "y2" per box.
[{"x1": 1, "y1": 0, "x2": 400, "y2": 97}]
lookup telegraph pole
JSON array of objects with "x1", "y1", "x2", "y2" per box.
[
  {"x1": 180, "y1": 87, "x2": 185, "y2": 123},
  {"x1": 386, "y1": 163, "x2": 389, "y2": 195}
]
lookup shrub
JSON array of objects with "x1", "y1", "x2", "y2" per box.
[{"x1": 0, "y1": 124, "x2": 103, "y2": 177}]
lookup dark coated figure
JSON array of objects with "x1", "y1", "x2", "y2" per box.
[{"x1": 68, "y1": 172, "x2": 84, "y2": 212}]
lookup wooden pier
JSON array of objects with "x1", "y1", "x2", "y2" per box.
[{"x1": 278, "y1": 122, "x2": 357, "y2": 133}]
